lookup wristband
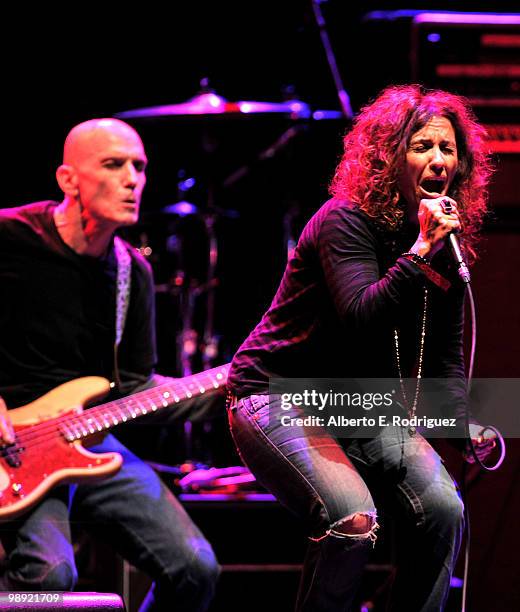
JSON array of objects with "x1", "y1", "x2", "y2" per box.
[
  {"x1": 400, "y1": 252, "x2": 451, "y2": 291},
  {"x1": 401, "y1": 251, "x2": 430, "y2": 266}
]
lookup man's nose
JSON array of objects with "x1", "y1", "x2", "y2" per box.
[{"x1": 123, "y1": 162, "x2": 139, "y2": 187}]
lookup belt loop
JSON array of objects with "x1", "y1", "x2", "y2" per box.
[{"x1": 226, "y1": 391, "x2": 239, "y2": 411}]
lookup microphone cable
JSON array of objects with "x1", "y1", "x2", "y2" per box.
[{"x1": 460, "y1": 281, "x2": 506, "y2": 612}]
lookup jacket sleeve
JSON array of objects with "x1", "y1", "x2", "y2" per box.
[{"x1": 316, "y1": 206, "x2": 430, "y2": 327}]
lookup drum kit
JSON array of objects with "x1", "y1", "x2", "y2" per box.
[{"x1": 115, "y1": 83, "x2": 346, "y2": 376}]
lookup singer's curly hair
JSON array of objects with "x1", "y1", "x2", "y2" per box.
[{"x1": 330, "y1": 84, "x2": 493, "y2": 260}]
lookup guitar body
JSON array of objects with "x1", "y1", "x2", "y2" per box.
[{"x1": 0, "y1": 377, "x2": 122, "y2": 520}]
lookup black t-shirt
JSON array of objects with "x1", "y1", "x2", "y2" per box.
[{"x1": 0, "y1": 201, "x2": 157, "y2": 408}]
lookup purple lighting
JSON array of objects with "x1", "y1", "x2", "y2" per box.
[
  {"x1": 427, "y1": 32, "x2": 441, "y2": 43},
  {"x1": 414, "y1": 12, "x2": 520, "y2": 26},
  {"x1": 237, "y1": 100, "x2": 311, "y2": 117},
  {"x1": 162, "y1": 201, "x2": 199, "y2": 217}
]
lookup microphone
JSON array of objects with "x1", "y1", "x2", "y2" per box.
[
  {"x1": 448, "y1": 233, "x2": 471, "y2": 284},
  {"x1": 441, "y1": 199, "x2": 471, "y2": 284}
]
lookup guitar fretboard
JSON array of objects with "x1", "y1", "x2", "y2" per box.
[{"x1": 58, "y1": 365, "x2": 229, "y2": 442}]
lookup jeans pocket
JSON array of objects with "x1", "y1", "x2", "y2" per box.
[{"x1": 239, "y1": 394, "x2": 271, "y2": 417}]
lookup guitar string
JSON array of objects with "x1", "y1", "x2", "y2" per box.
[{"x1": 0, "y1": 367, "x2": 229, "y2": 456}]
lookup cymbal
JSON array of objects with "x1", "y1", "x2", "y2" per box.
[{"x1": 115, "y1": 92, "x2": 343, "y2": 121}]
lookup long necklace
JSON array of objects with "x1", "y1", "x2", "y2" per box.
[{"x1": 393, "y1": 287, "x2": 428, "y2": 436}]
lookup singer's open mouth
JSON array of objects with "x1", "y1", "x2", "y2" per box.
[{"x1": 419, "y1": 178, "x2": 446, "y2": 197}]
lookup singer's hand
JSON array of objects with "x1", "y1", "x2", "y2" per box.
[
  {"x1": 0, "y1": 396, "x2": 15, "y2": 445},
  {"x1": 411, "y1": 197, "x2": 461, "y2": 259},
  {"x1": 463, "y1": 423, "x2": 497, "y2": 464}
]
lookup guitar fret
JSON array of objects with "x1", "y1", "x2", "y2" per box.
[
  {"x1": 124, "y1": 399, "x2": 135, "y2": 414},
  {"x1": 179, "y1": 383, "x2": 192, "y2": 399},
  {"x1": 131, "y1": 399, "x2": 146, "y2": 418},
  {"x1": 119, "y1": 407, "x2": 128, "y2": 423},
  {"x1": 68, "y1": 419, "x2": 79, "y2": 438},
  {"x1": 147, "y1": 399, "x2": 158, "y2": 411},
  {"x1": 89, "y1": 415, "x2": 102, "y2": 433},
  {"x1": 193, "y1": 376, "x2": 206, "y2": 393},
  {"x1": 60, "y1": 423, "x2": 75, "y2": 442},
  {"x1": 71, "y1": 420, "x2": 83, "y2": 440},
  {"x1": 85, "y1": 418, "x2": 96, "y2": 434},
  {"x1": 207, "y1": 373, "x2": 220, "y2": 389},
  {"x1": 153, "y1": 389, "x2": 170, "y2": 407},
  {"x1": 102, "y1": 413, "x2": 115, "y2": 427}
]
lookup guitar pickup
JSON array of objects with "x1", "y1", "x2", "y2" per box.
[{"x1": 0, "y1": 443, "x2": 22, "y2": 468}]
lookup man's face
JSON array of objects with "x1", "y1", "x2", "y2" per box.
[
  {"x1": 73, "y1": 125, "x2": 147, "y2": 228},
  {"x1": 398, "y1": 115, "x2": 458, "y2": 216}
]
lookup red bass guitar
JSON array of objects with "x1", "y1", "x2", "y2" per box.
[{"x1": 0, "y1": 364, "x2": 229, "y2": 520}]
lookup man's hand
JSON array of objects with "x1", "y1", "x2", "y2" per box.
[
  {"x1": 464, "y1": 423, "x2": 497, "y2": 464},
  {"x1": 0, "y1": 396, "x2": 15, "y2": 444}
]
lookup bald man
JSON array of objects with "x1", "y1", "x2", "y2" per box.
[{"x1": 0, "y1": 119, "x2": 220, "y2": 610}]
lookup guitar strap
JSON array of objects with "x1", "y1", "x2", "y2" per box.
[{"x1": 113, "y1": 236, "x2": 132, "y2": 391}]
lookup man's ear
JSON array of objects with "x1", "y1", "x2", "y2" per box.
[{"x1": 56, "y1": 164, "x2": 79, "y2": 197}]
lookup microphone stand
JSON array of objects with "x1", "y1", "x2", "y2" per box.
[{"x1": 310, "y1": 0, "x2": 354, "y2": 120}]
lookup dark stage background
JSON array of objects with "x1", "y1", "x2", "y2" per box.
[{"x1": 3, "y1": 2, "x2": 519, "y2": 610}]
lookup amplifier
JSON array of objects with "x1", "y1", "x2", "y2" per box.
[
  {"x1": 485, "y1": 124, "x2": 520, "y2": 207},
  {"x1": 410, "y1": 11, "x2": 520, "y2": 116}
]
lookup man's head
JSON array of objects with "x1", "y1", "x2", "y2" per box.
[{"x1": 56, "y1": 118, "x2": 147, "y2": 228}]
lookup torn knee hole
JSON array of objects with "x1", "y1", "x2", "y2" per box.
[
  {"x1": 309, "y1": 511, "x2": 379, "y2": 544},
  {"x1": 334, "y1": 512, "x2": 375, "y2": 535},
  {"x1": 331, "y1": 512, "x2": 379, "y2": 544}
]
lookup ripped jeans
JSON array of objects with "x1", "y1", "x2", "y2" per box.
[{"x1": 228, "y1": 395, "x2": 464, "y2": 612}]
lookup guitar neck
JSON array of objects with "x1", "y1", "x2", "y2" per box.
[{"x1": 59, "y1": 364, "x2": 230, "y2": 442}]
